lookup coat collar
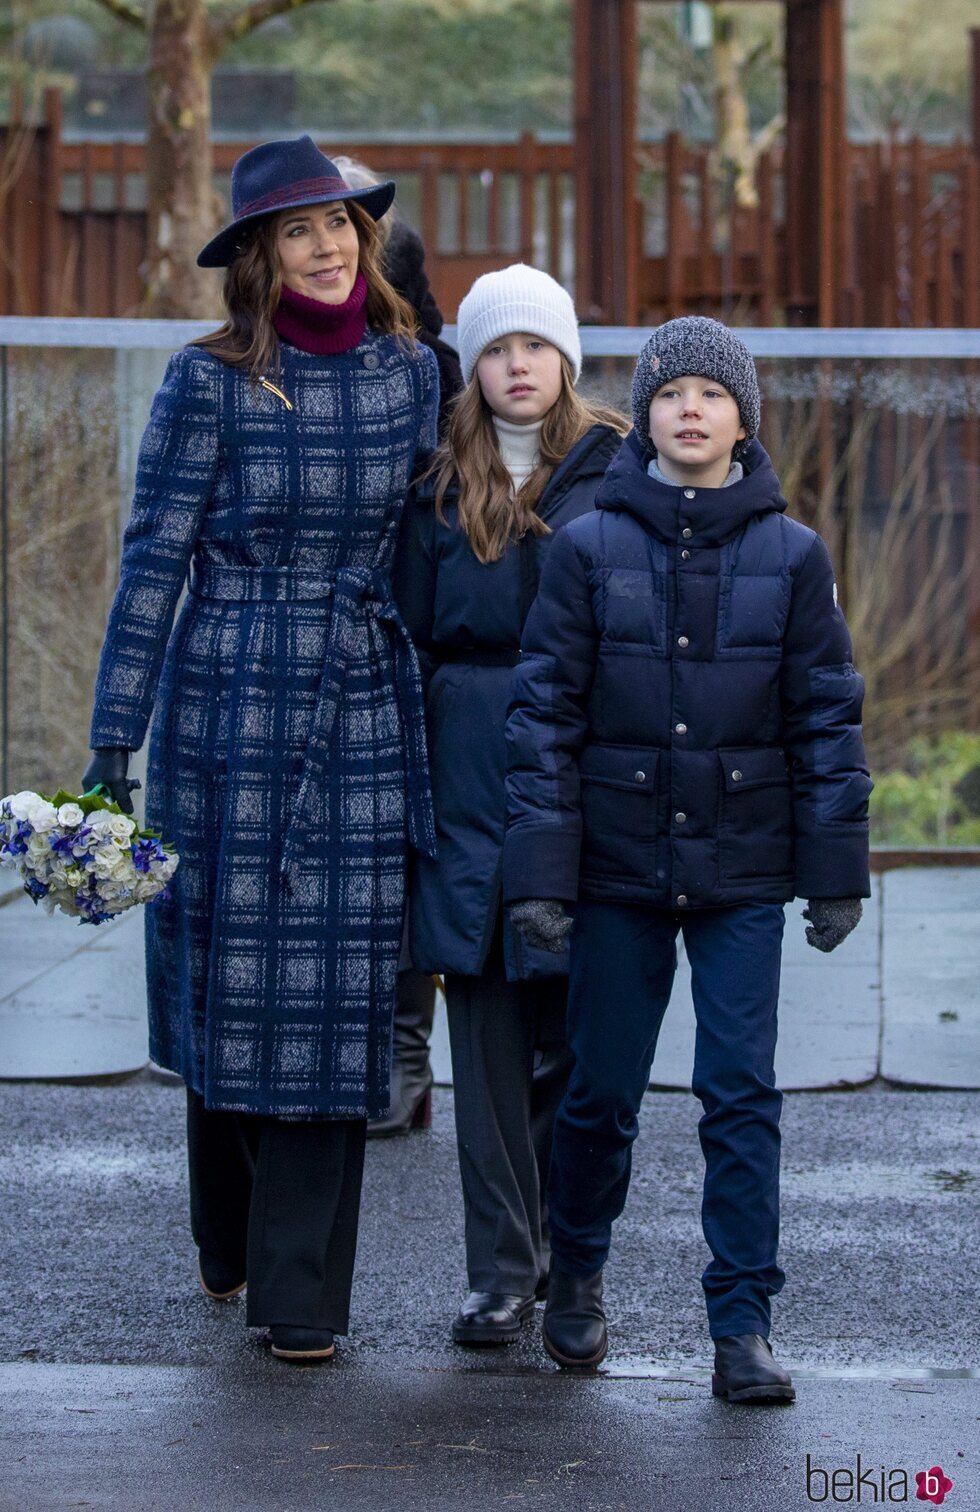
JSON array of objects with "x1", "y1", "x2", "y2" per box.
[{"x1": 595, "y1": 430, "x2": 787, "y2": 547}]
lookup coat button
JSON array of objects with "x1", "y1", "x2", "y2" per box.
[
  {"x1": 681, "y1": 527, "x2": 693, "y2": 539},
  {"x1": 675, "y1": 722, "x2": 687, "y2": 734},
  {"x1": 681, "y1": 549, "x2": 691, "y2": 560},
  {"x1": 675, "y1": 811, "x2": 687, "y2": 823},
  {"x1": 683, "y1": 488, "x2": 695, "y2": 499},
  {"x1": 362, "y1": 352, "x2": 380, "y2": 369},
  {"x1": 677, "y1": 635, "x2": 689, "y2": 648},
  {"x1": 676, "y1": 894, "x2": 689, "y2": 907},
  {"x1": 634, "y1": 770, "x2": 646, "y2": 783},
  {"x1": 731, "y1": 769, "x2": 743, "y2": 782}
]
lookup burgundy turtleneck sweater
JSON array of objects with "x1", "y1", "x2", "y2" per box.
[{"x1": 273, "y1": 272, "x2": 368, "y2": 355}]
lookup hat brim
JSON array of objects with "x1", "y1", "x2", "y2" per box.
[{"x1": 196, "y1": 180, "x2": 396, "y2": 268}]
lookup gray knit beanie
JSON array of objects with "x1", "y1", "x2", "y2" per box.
[
  {"x1": 456, "y1": 263, "x2": 582, "y2": 385},
  {"x1": 630, "y1": 316, "x2": 761, "y2": 452}
]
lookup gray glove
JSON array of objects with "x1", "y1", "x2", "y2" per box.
[
  {"x1": 509, "y1": 899, "x2": 573, "y2": 954},
  {"x1": 803, "y1": 897, "x2": 862, "y2": 953}
]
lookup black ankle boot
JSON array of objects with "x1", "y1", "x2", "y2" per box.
[
  {"x1": 542, "y1": 1268, "x2": 607, "y2": 1368},
  {"x1": 711, "y1": 1334, "x2": 795, "y2": 1404},
  {"x1": 368, "y1": 968, "x2": 435, "y2": 1138}
]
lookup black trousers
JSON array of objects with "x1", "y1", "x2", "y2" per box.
[
  {"x1": 186, "y1": 1090, "x2": 367, "y2": 1334},
  {"x1": 444, "y1": 930, "x2": 573, "y2": 1295}
]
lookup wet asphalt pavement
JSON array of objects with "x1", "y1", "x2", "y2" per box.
[{"x1": 1, "y1": 1079, "x2": 978, "y2": 1511}]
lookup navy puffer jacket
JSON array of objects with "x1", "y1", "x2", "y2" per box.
[
  {"x1": 503, "y1": 432, "x2": 872, "y2": 911},
  {"x1": 394, "y1": 423, "x2": 622, "y2": 979}
]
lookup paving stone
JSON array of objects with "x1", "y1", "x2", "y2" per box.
[
  {"x1": 881, "y1": 869, "x2": 980, "y2": 1088},
  {"x1": 0, "y1": 896, "x2": 147, "y2": 1080}
]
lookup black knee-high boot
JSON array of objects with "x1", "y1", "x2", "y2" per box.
[{"x1": 367, "y1": 968, "x2": 436, "y2": 1137}]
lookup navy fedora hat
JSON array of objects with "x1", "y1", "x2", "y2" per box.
[{"x1": 197, "y1": 135, "x2": 396, "y2": 268}]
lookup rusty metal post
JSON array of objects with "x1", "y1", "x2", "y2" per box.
[
  {"x1": 573, "y1": 0, "x2": 638, "y2": 322},
  {"x1": 784, "y1": 0, "x2": 845, "y2": 325}
]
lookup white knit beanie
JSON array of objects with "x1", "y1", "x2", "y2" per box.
[{"x1": 456, "y1": 264, "x2": 582, "y2": 385}]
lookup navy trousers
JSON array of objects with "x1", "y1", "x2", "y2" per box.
[{"x1": 547, "y1": 899, "x2": 786, "y2": 1339}]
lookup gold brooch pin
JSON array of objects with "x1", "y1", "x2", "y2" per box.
[{"x1": 259, "y1": 376, "x2": 294, "y2": 411}]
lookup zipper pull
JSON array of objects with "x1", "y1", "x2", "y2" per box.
[{"x1": 259, "y1": 376, "x2": 294, "y2": 411}]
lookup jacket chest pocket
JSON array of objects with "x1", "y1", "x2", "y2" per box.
[
  {"x1": 580, "y1": 744, "x2": 660, "y2": 883},
  {"x1": 717, "y1": 746, "x2": 793, "y2": 881},
  {"x1": 716, "y1": 568, "x2": 790, "y2": 658}
]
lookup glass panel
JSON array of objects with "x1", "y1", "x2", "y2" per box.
[
  {"x1": 123, "y1": 173, "x2": 147, "y2": 212},
  {"x1": 90, "y1": 173, "x2": 117, "y2": 212},
  {"x1": 465, "y1": 171, "x2": 490, "y2": 254},
  {"x1": 436, "y1": 173, "x2": 458, "y2": 255},
  {"x1": 60, "y1": 173, "x2": 84, "y2": 213},
  {"x1": 1, "y1": 340, "x2": 976, "y2": 851}
]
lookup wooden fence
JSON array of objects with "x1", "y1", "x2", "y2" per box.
[{"x1": 0, "y1": 89, "x2": 978, "y2": 325}]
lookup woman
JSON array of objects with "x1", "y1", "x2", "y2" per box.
[
  {"x1": 394, "y1": 264, "x2": 626, "y2": 1344},
  {"x1": 84, "y1": 135, "x2": 439, "y2": 1362}
]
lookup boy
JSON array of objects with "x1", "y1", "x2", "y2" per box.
[{"x1": 503, "y1": 317, "x2": 871, "y2": 1401}]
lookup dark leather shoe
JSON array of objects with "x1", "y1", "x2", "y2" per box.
[
  {"x1": 542, "y1": 1269, "x2": 607, "y2": 1368},
  {"x1": 269, "y1": 1325, "x2": 335, "y2": 1361},
  {"x1": 452, "y1": 1291, "x2": 536, "y2": 1346},
  {"x1": 197, "y1": 1255, "x2": 246, "y2": 1301},
  {"x1": 712, "y1": 1334, "x2": 795, "y2": 1403}
]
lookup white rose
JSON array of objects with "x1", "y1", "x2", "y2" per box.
[
  {"x1": 87, "y1": 810, "x2": 115, "y2": 834},
  {"x1": 7, "y1": 791, "x2": 41, "y2": 821},
  {"x1": 26, "y1": 799, "x2": 58, "y2": 833},
  {"x1": 93, "y1": 851, "x2": 121, "y2": 881},
  {"x1": 107, "y1": 814, "x2": 136, "y2": 841},
  {"x1": 57, "y1": 803, "x2": 85, "y2": 828},
  {"x1": 65, "y1": 866, "x2": 84, "y2": 888}
]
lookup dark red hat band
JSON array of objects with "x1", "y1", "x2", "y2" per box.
[{"x1": 237, "y1": 176, "x2": 352, "y2": 219}]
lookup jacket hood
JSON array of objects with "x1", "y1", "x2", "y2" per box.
[
  {"x1": 412, "y1": 421, "x2": 621, "y2": 513},
  {"x1": 595, "y1": 431, "x2": 787, "y2": 547}
]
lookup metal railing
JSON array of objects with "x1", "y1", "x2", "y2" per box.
[{"x1": 2, "y1": 318, "x2": 980, "y2": 357}]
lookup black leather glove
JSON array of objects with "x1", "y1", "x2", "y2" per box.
[
  {"x1": 803, "y1": 897, "x2": 862, "y2": 953},
  {"x1": 81, "y1": 748, "x2": 141, "y2": 816},
  {"x1": 509, "y1": 899, "x2": 573, "y2": 954}
]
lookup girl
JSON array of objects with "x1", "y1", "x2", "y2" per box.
[
  {"x1": 394, "y1": 264, "x2": 626, "y2": 1344},
  {"x1": 84, "y1": 135, "x2": 438, "y2": 1362}
]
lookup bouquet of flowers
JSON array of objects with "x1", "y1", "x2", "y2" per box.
[{"x1": 0, "y1": 786, "x2": 179, "y2": 925}]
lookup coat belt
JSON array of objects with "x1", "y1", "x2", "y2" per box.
[{"x1": 189, "y1": 561, "x2": 437, "y2": 882}]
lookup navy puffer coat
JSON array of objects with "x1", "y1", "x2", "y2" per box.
[
  {"x1": 394, "y1": 423, "x2": 622, "y2": 979},
  {"x1": 502, "y1": 432, "x2": 872, "y2": 911}
]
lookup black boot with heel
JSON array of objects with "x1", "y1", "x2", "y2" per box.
[{"x1": 367, "y1": 968, "x2": 436, "y2": 1138}]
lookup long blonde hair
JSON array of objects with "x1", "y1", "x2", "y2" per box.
[
  {"x1": 192, "y1": 198, "x2": 417, "y2": 378},
  {"x1": 431, "y1": 356, "x2": 627, "y2": 564}
]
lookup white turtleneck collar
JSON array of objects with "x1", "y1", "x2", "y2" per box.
[{"x1": 493, "y1": 414, "x2": 544, "y2": 492}]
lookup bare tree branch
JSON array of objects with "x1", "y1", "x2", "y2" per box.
[
  {"x1": 208, "y1": 0, "x2": 335, "y2": 56},
  {"x1": 85, "y1": 0, "x2": 146, "y2": 28}
]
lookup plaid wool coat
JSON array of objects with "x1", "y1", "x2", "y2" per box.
[{"x1": 90, "y1": 333, "x2": 439, "y2": 1117}]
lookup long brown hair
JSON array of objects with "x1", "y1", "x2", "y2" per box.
[
  {"x1": 432, "y1": 357, "x2": 627, "y2": 564},
  {"x1": 191, "y1": 198, "x2": 417, "y2": 378}
]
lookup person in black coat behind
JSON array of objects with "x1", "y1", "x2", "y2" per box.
[
  {"x1": 334, "y1": 158, "x2": 465, "y2": 1138},
  {"x1": 394, "y1": 264, "x2": 626, "y2": 1344},
  {"x1": 504, "y1": 318, "x2": 872, "y2": 1396}
]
